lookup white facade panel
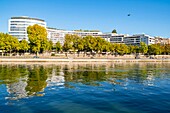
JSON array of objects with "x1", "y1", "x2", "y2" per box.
[{"x1": 8, "y1": 17, "x2": 46, "y2": 41}]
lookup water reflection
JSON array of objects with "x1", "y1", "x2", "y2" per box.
[{"x1": 0, "y1": 63, "x2": 170, "y2": 100}]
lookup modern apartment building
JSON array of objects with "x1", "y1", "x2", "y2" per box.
[
  {"x1": 124, "y1": 34, "x2": 155, "y2": 46},
  {"x1": 73, "y1": 30, "x2": 103, "y2": 37},
  {"x1": 47, "y1": 27, "x2": 66, "y2": 45},
  {"x1": 8, "y1": 16, "x2": 46, "y2": 41},
  {"x1": 109, "y1": 34, "x2": 126, "y2": 44}
]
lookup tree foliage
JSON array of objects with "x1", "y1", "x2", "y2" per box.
[
  {"x1": 139, "y1": 42, "x2": 148, "y2": 54},
  {"x1": 27, "y1": 24, "x2": 48, "y2": 54},
  {"x1": 0, "y1": 33, "x2": 20, "y2": 55},
  {"x1": 55, "y1": 41, "x2": 62, "y2": 53},
  {"x1": 148, "y1": 44, "x2": 162, "y2": 55},
  {"x1": 112, "y1": 29, "x2": 117, "y2": 34},
  {"x1": 20, "y1": 40, "x2": 30, "y2": 52}
]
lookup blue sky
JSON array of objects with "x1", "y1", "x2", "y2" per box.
[{"x1": 0, "y1": 0, "x2": 170, "y2": 37}]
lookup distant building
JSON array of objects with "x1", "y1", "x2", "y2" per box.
[
  {"x1": 73, "y1": 30, "x2": 102, "y2": 37},
  {"x1": 155, "y1": 37, "x2": 170, "y2": 45},
  {"x1": 71, "y1": 30, "x2": 110, "y2": 41},
  {"x1": 8, "y1": 16, "x2": 46, "y2": 41},
  {"x1": 47, "y1": 27, "x2": 66, "y2": 45},
  {"x1": 109, "y1": 34, "x2": 126, "y2": 44},
  {"x1": 124, "y1": 34, "x2": 155, "y2": 46}
]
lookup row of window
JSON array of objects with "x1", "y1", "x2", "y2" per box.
[
  {"x1": 10, "y1": 28, "x2": 26, "y2": 31},
  {"x1": 9, "y1": 32, "x2": 27, "y2": 34}
]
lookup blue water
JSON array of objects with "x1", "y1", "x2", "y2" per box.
[{"x1": 0, "y1": 63, "x2": 170, "y2": 113}]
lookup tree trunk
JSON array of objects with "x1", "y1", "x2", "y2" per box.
[
  {"x1": 83, "y1": 51, "x2": 86, "y2": 57},
  {"x1": 36, "y1": 51, "x2": 39, "y2": 56},
  {"x1": 77, "y1": 51, "x2": 80, "y2": 57},
  {"x1": 2, "y1": 50, "x2": 3, "y2": 57},
  {"x1": 10, "y1": 50, "x2": 12, "y2": 56}
]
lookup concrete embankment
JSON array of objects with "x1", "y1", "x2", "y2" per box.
[{"x1": 0, "y1": 58, "x2": 170, "y2": 62}]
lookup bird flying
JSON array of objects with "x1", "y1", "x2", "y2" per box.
[{"x1": 127, "y1": 14, "x2": 131, "y2": 16}]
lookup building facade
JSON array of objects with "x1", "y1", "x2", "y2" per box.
[
  {"x1": 124, "y1": 34, "x2": 155, "y2": 46},
  {"x1": 47, "y1": 27, "x2": 66, "y2": 45},
  {"x1": 155, "y1": 37, "x2": 170, "y2": 45},
  {"x1": 109, "y1": 34, "x2": 126, "y2": 44},
  {"x1": 73, "y1": 30, "x2": 103, "y2": 37},
  {"x1": 8, "y1": 16, "x2": 46, "y2": 41}
]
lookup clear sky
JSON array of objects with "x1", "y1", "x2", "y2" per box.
[{"x1": 0, "y1": 0, "x2": 170, "y2": 37}]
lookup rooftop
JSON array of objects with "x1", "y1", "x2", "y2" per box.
[
  {"x1": 11, "y1": 16, "x2": 45, "y2": 22},
  {"x1": 74, "y1": 29, "x2": 101, "y2": 32}
]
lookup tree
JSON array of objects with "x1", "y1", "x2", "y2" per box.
[
  {"x1": 94, "y1": 37, "x2": 103, "y2": 55},
  {"x1": 139, "y1": 42, "x2": 148, "y2": 54},
  {"x1": 93, "y1": 37, "x2": 110, "y2": 56},
  {"x1": 20, "y1": 40, "x2": 30, "y2": 54},
  {"x1": 83, "y1": 36, "x2": 97, "y2": 56},
  {"x1": 0, "y1": 33, "x2": 20, "y2": 56},
  {"x1": 148, "y1": 44, "x2": 161, "y2": 55},
  {"x1": 114, "y1": 43, "x2": 128, "y2": 55},
  {"x1": 112, "y1": 29, "x2": 117, "y2": 34},
  {"x1": 55, "y1": 41, "x2": 62, "y2": 53},
  {"x1": 27, "y1": 24, "x2": 48, "y2": 55},
  {"x1": 109, "y1": 43, "x2": 115, "y2": 54},
  {"x1": 128, "y1": 45, "x2": 137, "y2": 54},
  {"x1": 72, "y1": 35, "x2": 82, "y2": 52},
  {"x1": 162, "y1": 44, "x2": 170, "y2": 55},
  {"x1": 74, "y1": 36, "x2": 84, "y2": 57},
  {"x1": 63, "y1": 34, "x2": 74, "y2": 53},
  {"x1": 0, "y1": 33, "x2": 6, "y2": 56},
  {"x1": 48, "y1": 40, "x2": 53, "y2": 52}
]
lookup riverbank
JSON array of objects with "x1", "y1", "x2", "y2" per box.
[{"x1": 0, "y1": 58, "x2": 170, "y2": 62}]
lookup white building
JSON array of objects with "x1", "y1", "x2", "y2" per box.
[
  {"x1": 124, "y1": 34, "x2": 155, "y2": 46},
  {"x1": 47, "y1": 27, "x2": 66, "y2": 45},
  {"x1": 72, "y1": 30, "x2": 102, "y2": 37},
  {"x1": 72, "y1": 30, "x2": 110, "y2": 41},
  {"x1": 109, "y1": 34, "x2": 126, "y2": 44},
  {"x1": 8, "y1": 16, "x2": 46, "y2": 41}
]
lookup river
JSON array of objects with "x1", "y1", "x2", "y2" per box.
[{"x1": 0, "y1": 62, "x2": 170, "y2": 113}]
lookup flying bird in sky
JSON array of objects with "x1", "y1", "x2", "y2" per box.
[{"x1": 127, "y1": 14, "x2": 131, "y2": 16}]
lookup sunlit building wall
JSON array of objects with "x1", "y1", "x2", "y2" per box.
[{"x1": 8, "y1": 16, "x2": 46, "y2": 41}]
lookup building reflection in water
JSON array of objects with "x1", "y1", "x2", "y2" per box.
[{"x1": 6, "y1": 76, "x2": 28, "y2": 100}]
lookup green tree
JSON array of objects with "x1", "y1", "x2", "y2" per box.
[
  {"x1": 94, "y1": 37, "x2": 110, "y2": 56},
  {"x1": 162, "y1": 44, "x2": 170, "y2": 55},
  {"x1": 63, "y1": 34, "x2": 74, "y2": 52},
  {"x1": 27, "y1": 24, "x2": 48, "y2": 55},
  {"x1": 115, "y1": 43, "x2": 128, "y2": 55},
  {"x1": 139, "y1": 42, "x2": 148, "y2": 54},
  {"x1": 94, "y1": 37, "x2": 103, "y2": 55},
  {"x1": 83, "y1": 36, "x2": 97, "y2": 56},
  {"x1": 48, "y1": 40, "x2": 53, "y2": 52},
  {"x1": 0, "y1": 33, "x2": 20, "y2": 56},
  {"x1": 112, "y1": 29, "x2": 117, "y2": 34},
  {"x1": 74, "y1": 37, "x2": 84, "y2": 57},
  {"x1": 55, "y1": 41, "x2": 62, "y2": 53},
  {"x1": 109, "y1": 43, "x2": 115, "y2": 54},
  {"x1": 20, "y1": 40, "x2": 30, "y2": 54},
  {"x1": 148, "y1": 44, "x2": 161, "y2": 55},
  {"x1": 0, "y1": 33, "x2": 6, "y2": 56},
  {"x1": 72, "y1": 35, "x2": 81, "y2": 52},
  {"x1": 128, "y1": 45, "x2": 137, "y2": 54}
]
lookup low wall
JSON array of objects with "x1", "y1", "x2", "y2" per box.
[{"x1": 0, "y1": 58, "x2": 170, "y2": 62}]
